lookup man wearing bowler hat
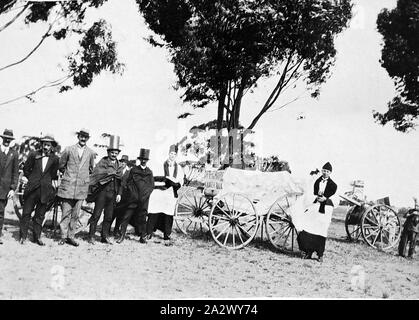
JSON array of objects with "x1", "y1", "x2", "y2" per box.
[
  {"x1": 116, "y1": 148, "x2": 154, "y2": 244},
  {"x1": 57, "y1": 128, "x2": 95, "y2": 247},
  {"x1": 0, "y1": 129, "x2": 19, "y2": 244},
  {"x1": 86, "y1": 135, "x2": 123, "y2": 244},
  {"x1": 111, "y1": 154, "x2": 130, "y2": 237},
  {"x1": 19, "y1": 134, "x2": 59, "y2": 245},
  {"x1": 120, "y1": 155, "x2": 129, "y2": 175}
]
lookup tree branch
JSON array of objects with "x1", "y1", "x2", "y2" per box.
[
  {"x1": 266, "y1": 58, "x2": 304, "y2": 110},
  {"x1": 247, "y1": 54, "x2": 301, "y2": 130},
  {"x1": 0, "y1": 75, "x2": 71, "y2": 107},
  {"x1": 0, "y1": 23, "x2": 53, "y2": 72},
  {"x1": 0, "y1": 3, "x2": 29, "y2": 33}
]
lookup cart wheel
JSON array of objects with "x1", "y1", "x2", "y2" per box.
[
  {"x1": 361, "y1": 204, "x2": 401, "y2": 251},
  {"x1": 209, "y1": 193, "x2": 258, "y2": 250},
  {"x1": 174, "y1": 188, "x2": 210, "y2": 236},
  {"x1": 345, "y1": 206, "x2": 362, "y2": 242},
  {"x1": 266, "y1": 195, "x2": 299, "y2": 253}
]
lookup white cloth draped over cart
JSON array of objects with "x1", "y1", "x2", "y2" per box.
[
  {"x1": 220, "y1": 168, "x2": 305, "y2": 216},
  {"x1": 220, "y1": 168, "x2": 335, "y2": 238}
]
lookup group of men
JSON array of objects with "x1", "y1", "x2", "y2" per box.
[{"x1": 0, "y1": 128, "x2": 182, "y2": 246}]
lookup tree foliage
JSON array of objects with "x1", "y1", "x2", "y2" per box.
[
  {"x1": 374, "y1": 0, "x2": 419, "y2": 132},
  {"x1": 0, "y1": 0, "x2": 123, "y2": 105},
  {"x1": 138, "y1": 0, "x2": 352, "y2": 130}
]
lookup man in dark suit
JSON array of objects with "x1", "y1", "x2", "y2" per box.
[
  {"x1": 0, "y1": 129, "x2": 19, "y2": 244},
  {"x1": 19, "y1": 135, "x2": 59, "y2": 245},
  {"x1": 116, "y1": 148, "x2": 154, "y2": 244},
  {"x1": 86, "y1": 135, "x2": 123, "y2": 245},
  {"x1": 163, "y1": 144, "x2": 181, "y2": 198}
]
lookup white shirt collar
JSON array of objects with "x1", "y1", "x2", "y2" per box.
[
  {"x1": 140, "y1": 165, "x2": 147, "y2": 170},
  {"x1": 1, "y1": 145, "x2": 9, "y2": 153}
]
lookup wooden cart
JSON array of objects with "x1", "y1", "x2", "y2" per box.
[
  {"x1": 174, "y1": 167, "x2": 303, "y2": 252},
  {"x1": 341, "y1": 194, "x2": 401, "y2": 251}
]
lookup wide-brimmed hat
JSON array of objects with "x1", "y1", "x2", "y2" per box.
[
  {"x1": 107, "y1": 135, "x2": 121, "y2": 152},
  {"x1": 76, "y1": 128, "x2": 90, "y2": 137},
  {"x1": 0, "y1": 129, "x2": 15, "y2": 140},
  {"x1": 40, "y1": 134, "x2": 56, "y2": 143},
  {"x1": 120, "y1": 155, "x2": 129, "y2": 162},
  {"x1": 138, "y1": 148, "x2": 150, "y2": 160}
]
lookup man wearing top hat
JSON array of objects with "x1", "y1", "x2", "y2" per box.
[
  {"x1": 163, "y1": 144, "x2": 181, "y2": 198},
  {"x1": 86, "y1": 135, "x2": 123, "y2": 244},
  {"x1": 19, "y1": 134, "x2": 59, "y2": 245},
  {"x1": 57, "y1": 128, "x2": 95, "y2": 247},
  {"x1": 0, "y1": 129, "x2": 19, "y2": 244},
  {"x1": 116, "y1": 148, "x2": 154, "y2": 244}
]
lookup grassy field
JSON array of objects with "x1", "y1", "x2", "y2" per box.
[{"x1": 0, "y1": 204, "x2": 418, "y2": 299}]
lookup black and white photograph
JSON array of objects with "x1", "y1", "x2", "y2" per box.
[{"x1": 0, "y1": 0, "x2": 418, "y2": 302}]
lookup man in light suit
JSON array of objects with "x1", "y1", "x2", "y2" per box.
[
  {"x1": 0, "y1": 129, "x2": 19, "y2": 244},
  {"x1": 19, "y1": 135, "x2": 59, "y2": 245},
  {"x1": 57, "y1": 128, "x2": 95, "y2": 247}
]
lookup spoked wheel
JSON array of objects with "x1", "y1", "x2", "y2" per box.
[
  {"x1": 345, "y1": 206, "x2": 362, "y2": 242},
  {"x1": 361, "y1": 204, "x2": 401, "y2": 251},
  {"x1": 266, "y1": 195, "x2": 299, "y2": 253},
  {"x1": 209, "y1": 193, "x2": 258, "y2": 250},
  {"x1": 174, "y1": 188, "x2": 210, "y2": 236}
]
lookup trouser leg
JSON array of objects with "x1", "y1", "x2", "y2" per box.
[
  {"x1": 399, "y1": 229, "x2": 408, "y2": 257},
  {"x1": 114, "y1": 207, "x2": 123, "y2": 234},
  {"x1": 120, "y1": 207, "x2": 136, "y2": 236},
  {"x1": 164, "y1": 215, "x2": 174, "y2": 238},
  {"x1": 32, "y1": 203, "x2": 48, "y2": 240},
  {"x1": 68, "y1": 199, "x2": 83, "y2": 240},
  {"x1": 20, "y1": 191, "x2": 37, "y2": 240},
  {"x1": 60, "y1": 199, "x2": 74, "y2": 239},
  {"x1": 89, "y1": 191, "x2": 106, "y2": 238},
  {"x1": 408, "y1": 232, "x2": 418, "y2": 257},
  {"x1": 101, "y1": 192, "x2": 115, "y2": 239},
  {"x1": 136, "y1": 198, "x2": 149, "y2": 237},
  {"x1": 146, "y1": 213, "x2": 158, "y2": 236}
]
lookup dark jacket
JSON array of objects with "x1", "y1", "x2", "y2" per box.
[
  {"x1": 23, "y1": 151, "x2": 59, "y2": 204},
  {"x1": 163, "y1": 160, "x2": 178, "y2": 179},
  {"x1": 121, "y1": 165, "x2": 154, "y2": 205},
  {"x1": 313, "y1": 176, "x2": 337, "y2": 213},
  {"x1": 404, "y1": 210, "x2": 419, "y2": 233},
  {"x1": 86, "y1": 156, "x2": 123, "y2": 202},
  {"x1": 0, "y1": 148, "x2": 19, "y2": 200}
]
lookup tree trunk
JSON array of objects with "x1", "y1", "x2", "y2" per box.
[{"x1": 217, "y1": 85, "x2": 227, "y2": 131}]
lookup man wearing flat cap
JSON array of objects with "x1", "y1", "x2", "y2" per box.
[
  {"x1": 297, "y1": 161, "x2": 337, "y2": 262},
  {"x1": 19, "y1": 135, "x2": 59, "y2": 245},
  {"x1": 86, "y1": 135, "x2": 123, "y2": 244},
  {"x1": 116, "y1": 148, "x2": 154, "y2": 244},
  {"x1": 0, "y1": 129, "x2": 19, "y2": 244},
  {"x1": 57, "y1": 128, "x2": 95, "y2": 247}
]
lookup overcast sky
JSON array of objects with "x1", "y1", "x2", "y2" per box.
[{"x1": 0, "y1": 0, "x2": 418, "y2": 207}]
